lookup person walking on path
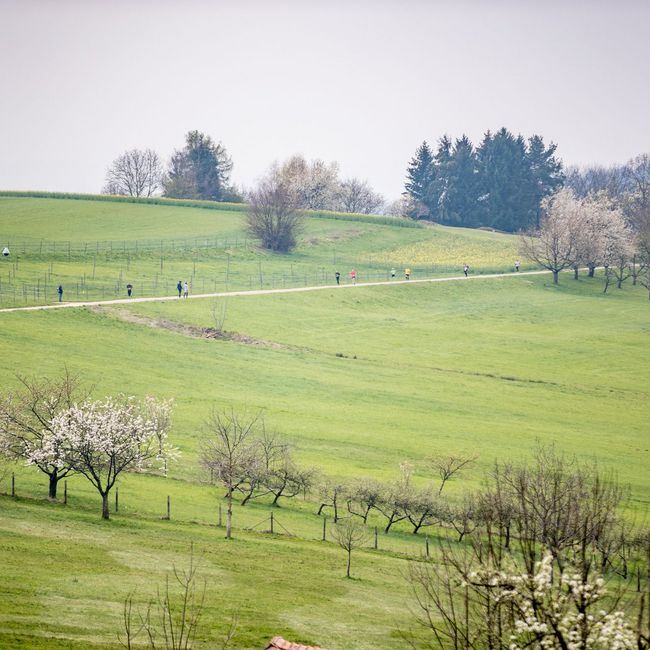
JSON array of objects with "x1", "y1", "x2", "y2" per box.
[
  {"x1": 391, "y1": 268, "x2": 396, "y2": 279},
  {"x1": 183, "y1": 281, "x2": 189, "y2": 298},
  {"x1": 57, "y1": 285, "x2": 63, "y2": 302},
  {"x1": 514, "y1": 259, "x2": 520, "y2": 272},
  {"x1": 405, "y1": 268, "x2": 411, "y2": 280},
  {"x1": 335, "y1": 271, "x2": 341, "y2": 285},
  {"x1": 350, "y1": 269, "x2": 357, "y2": 284},
  {"x1": 463, "y1": 263, "x2": 469, "y2": 277},
  {"x1": 126, "y1": 283, "x2": 133, "y2": 297},
  {"x1": 176, "y1": 280, "x2": 182, "y2": 298}
]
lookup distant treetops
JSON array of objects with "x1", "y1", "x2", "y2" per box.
[{"x1": 403, "y1": 128, "x2": 564, "y2": 232}]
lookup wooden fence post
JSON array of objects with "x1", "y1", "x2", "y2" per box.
[
  {"x1": 270, "y1": 511, "x2": 274, "y2": 534},
  {"x1": 115, "y1": 487, "x2": 119, "y2": 513},
  {"x1": 167, "y1": 495, "x2": 171, "y2": 520},
  {"x1": 11, "y1": 472, "x2": 15, "y2": 497},
  {"x1": 218, "y1": 504, "x2": 222, "y2": 527},
  {"x1": 374, "y1": 526, "x2": 378, "y2": 550},
  {"x1": 64, "y1": 480, "x2": 67, "y2": 505},
  {"x1": 322, "y1": 516, "x2": 327, "y2": 541},
  {"x1": 425, "y1": 535, "x2": 430, "y2": 558}
]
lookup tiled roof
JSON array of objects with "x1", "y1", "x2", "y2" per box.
[{"x1": 265, "y1": 636, "x2": 330, "y2": 650}]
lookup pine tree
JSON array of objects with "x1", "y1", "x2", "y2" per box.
[
  {"x1": 163, "y1": 130, "x2": 234, "y2": 201},
  {"x1": 526, "y1": 135, "x2": 564, "y2": 227},
  {"x1": 424, "y1": 136, "x2": 453, "y2": 222},
  {"x1": 439, "y1": 135, "x2": 480, "y2": 227},
  {"x1": 404, "y1": 141, "x2": 434, "y2": 218},
  {"x1": 476, "y1": 128, "x2": 535, "y2": 231}
]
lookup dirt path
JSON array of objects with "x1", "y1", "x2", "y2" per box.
[{"x1": 0, "y1": 269, "x2": 553, "y2": 314}]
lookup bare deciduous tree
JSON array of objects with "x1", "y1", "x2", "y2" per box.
[
  {"x1": 262, "y1": 447, "x2": 314, "y2": 507},
  {"x1": 201, "y1": 409, "x2": 263, "y2": 539},
  {"x1": 245, "y1": 178, "x2": 304, "y2": 252},
  {"x1": 375, "y1": 462, "x2": 413, "y2": 533},
  {"x1": 119, "y1": 548, "x2": 238, "y2": 650},
  {"x1": 331, "y1": 518, "x2": 369, "y2": 579},
  {"x1": 0, "y1": 369, "x2": 90, "y2": 499},
  {"x1": 346, "y1": 478, "x2": 383, "y2": 523},
  {"x1": 316, "y1": 478, "x2": 348, "y2": 522},
  {"x1": 406, "y1": 447, "x2": 647, "y2": 650},
  {"x1": 103, "y1": 149, "x2": 163, "y2": 197},
  {"x1": 431, "y1": 454, "x2": 476, "y2": 495}
]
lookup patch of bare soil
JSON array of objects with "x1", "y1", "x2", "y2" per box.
[{"x1": 90, "y1": 307, "x2": 288, "y2": 349}]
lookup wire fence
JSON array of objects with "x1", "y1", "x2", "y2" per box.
[
  {"x1": 1, "y1": 236, "x2": 250, "y2": 258},
  {"x1": 2, "y1": 474, "x2": 442, "y2": 560},
  {"x1": 0, "y1": 264, "x2": 479, "y2": 307}
]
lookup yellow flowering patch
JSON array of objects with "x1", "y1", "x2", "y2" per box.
[{"x1": 368, "y1": 226, "x2": 520, "y2": 270}]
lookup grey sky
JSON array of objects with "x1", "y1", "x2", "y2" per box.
[{"x1": 1, "y1": 0, "x2": 649, "y2": 200}]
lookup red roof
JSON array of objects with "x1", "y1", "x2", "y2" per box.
[{"x1": 265, "y1": 636, "x2": 330, "y2": 650}]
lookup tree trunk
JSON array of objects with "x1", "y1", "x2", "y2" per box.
[
  {"x1": 346, "y1": 549, "x2": 351, "y2": 578},
  {"x1": 226, "y1": 486, "x2": 233, "y2": 539},
  {"x1": 102, "y1": 492, "x2": 110, "y2": 520},
  {"x1": 588, "y1": 264, "x2": 595, "y2": 278},
  {"x1": 553, "y1": 270, "x2": 559, "y2": 285},
  {"x1": 48, "y1": 472, "x2": 58, "y2": 500},
  {"x1": 573, "y1": 264, "x2": 579, "y2": 280}
]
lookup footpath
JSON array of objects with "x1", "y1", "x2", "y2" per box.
[{"x1": 0, "y1": 269, "x2": 552, "y2": 314}]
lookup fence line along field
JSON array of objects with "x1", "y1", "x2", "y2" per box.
[
  {"x1": 0, "y1": 196, "x2": 519, "y2": 307},
  {"x1": 1, "y1": 194, "x2": 649, "y2": 649}
]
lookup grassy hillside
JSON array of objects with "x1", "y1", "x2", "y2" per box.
[
  {"x1": 0, "y1": 197, "x2": 519, "y2": 307},
  {"x1": 0, "y1": 196, "x2": 648, "y2": 648}
]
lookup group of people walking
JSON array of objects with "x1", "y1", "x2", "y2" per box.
[
  {"x1": 176, "y1": 280, "x2": 189, "y2": 298},
  {"x1": 332, "y1": 261, "x2": 522, "y2": 285},
  {"x1": 52, "y1": 261, "x2": 524, "y2": 304}
]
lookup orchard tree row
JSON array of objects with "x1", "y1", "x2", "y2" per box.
[
  {"x1": 3, "y1": 375, "x2": 650, "y2": 648},
  {"x1": 521, "y1": 187, "x2": 650, "y2": 295}
]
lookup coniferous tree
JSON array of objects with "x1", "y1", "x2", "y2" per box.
[
  {"x1": 163, "y1": 130, "x2": 236, "y2": 201},
  {"x1": 424, "y1": 135, "x2": 453, "y2": 222},
  {"x1": 526, "y1": 135, "x2": 564, "y2": 227},
  {"x1": 439, "y1": 136, "x2": 480, "y2": 227},
  {"x1": 476, "y1": 128, "x2": 534, "y2": 231},
  {"x1": 404, "y1": 141, "x2": 434, "y2": 218}
]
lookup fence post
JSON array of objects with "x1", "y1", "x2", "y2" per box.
[
  {"x1": 64, "y1": 480, "x2": 67, "y2": 505},
  {"x1": 218, "y1": 503, "x2": 222, "y2": 527},
  {"x1": 322, "y1": 516, "x2": 327, "y2": 541},
  {"x1": 115, "y1": 487, "x2": 119, "y2": 513},
  {"x1": 425, "y1": 535, "x2": 430, "y2": 558},
  {"x1": 11, "y1": 472, "x2": 15, "y2": 497},
  {"x1": 270, "y1": 511, "x2": 274, "y2": 534},
  {"x1": 374, "y1": 526, "x2": 378, "y2": 550},
  {"x1": 166, "y1": 495, "x2": 171, "y2": 520}
]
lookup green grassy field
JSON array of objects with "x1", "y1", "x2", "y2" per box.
[
  {"x1": 0, "y1": 196, "x2": 518, "y2": 307},
  {"x1": 1, "y1": 196, "x2": 648, "y2": 649}
]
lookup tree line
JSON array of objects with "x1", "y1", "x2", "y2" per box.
[
  {"x1": 103, "y1": 133, "x2": 385, "y2": 215},
  {"x1": 520, "y1": 187, "x2": 650, "y2": 295},
  {"x1": 404, "y1": 129, "x2": 564, "y2": 231}
]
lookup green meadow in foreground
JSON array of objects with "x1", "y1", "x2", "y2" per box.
[{"x1": 0, "y1": 196, "x2": 649, "y2": 648}]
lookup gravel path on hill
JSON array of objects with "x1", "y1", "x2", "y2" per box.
[{"x1": 0, "y1": 269, "x2": 553, "y2": 314}]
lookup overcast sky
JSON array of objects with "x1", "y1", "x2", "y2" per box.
[{"x1": 1, "y1": 0, "x2": 649, "y2": 200}]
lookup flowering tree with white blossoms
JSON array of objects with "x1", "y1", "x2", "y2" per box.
[
  {"x1": 50, "y1": 396, "x2": 173, "y2": 519},
  {"x1": 0, "y1": 370, "x2": 90, "y2": 499},
  {"x1": 500, "y1": 552, "x2": 635, "y2": 650}
]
